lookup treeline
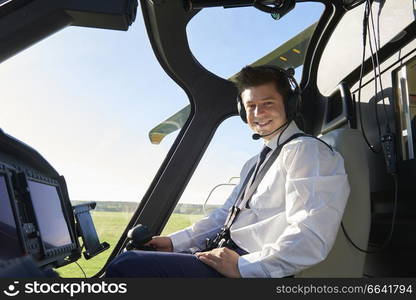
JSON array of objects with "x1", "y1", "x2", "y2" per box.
[
  {"x1": 71, "y1": 200, "x2": 220, "y2": 215},
  {"x1": 173, "y1": 203, "x2": 220, "y2": 215},
  {"x1": 71, "y1": 200, "x2": 137, "y2": 213}
]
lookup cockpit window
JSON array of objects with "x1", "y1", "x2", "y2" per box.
[
  {"x1": 317, "y1": 1, "x2": 416, "y2": 96},
  {"x1": 149, "y1": 2, "x2": 325, "y2": 145},
  {"x1": 0, "y1": 14, "x2": 189, "y2": 276},
  {"x1": 186, "y1": 2, "x2": 324, "y2": 79}
]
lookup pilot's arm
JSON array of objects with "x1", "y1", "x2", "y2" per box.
[{"x1": 168, "y1": 157, "x2": 256, "y2": 252}]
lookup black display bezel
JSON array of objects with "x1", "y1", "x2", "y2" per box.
[
  {"x1": 0, "y1": 157, "x2": 80, "y2": 268},
  {"x1": 0, "y1": 163, "x2": 26, "y2": 259},
  {"x1": 23, "y1": 171, "x2": 78, "y2": 262}
]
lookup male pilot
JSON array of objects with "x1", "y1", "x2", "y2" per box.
[{"x1": 105, "y1": 65, "x2": 350, "y2": 278}]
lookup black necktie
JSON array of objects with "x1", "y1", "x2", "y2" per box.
[{"x1": 250, "y1": 145, "x2": 272, "y2": 184}]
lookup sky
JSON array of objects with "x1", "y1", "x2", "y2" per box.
[{"x1": 0, "y1": 1, "x2": 324, "y2": 205}]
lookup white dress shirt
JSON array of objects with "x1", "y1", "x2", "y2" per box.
[{"x1": 169, "y1": 121, "x2": 350, "y2": 278}]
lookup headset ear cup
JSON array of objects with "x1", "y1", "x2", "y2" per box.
[
  {"x1": 237, "y1": 95, "x2": 247, "y2": 123},
  {"x1": 293, "y1": 89, "x2": 302, "y2": 119},
  {"x1": 286, "y1": 88, "x2": 301, "y2": 121}
]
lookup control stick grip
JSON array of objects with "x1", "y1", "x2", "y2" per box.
[{"x1": 125, "y1": 224, "x2": 155, "y2": 251}]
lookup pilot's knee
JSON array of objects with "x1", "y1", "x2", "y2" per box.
[{"x1": 105, "y1": 251, "x2": 141, "y2": 277}]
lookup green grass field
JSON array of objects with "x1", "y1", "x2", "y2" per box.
[{"x1": 56, "y1": 211, "x2": 204, "y2": 278}]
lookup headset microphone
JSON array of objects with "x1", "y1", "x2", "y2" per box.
[{"x1": 252, "y1": 122, "x2": 288, "y2": 140}]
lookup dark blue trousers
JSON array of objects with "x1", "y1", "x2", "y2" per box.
[{"x1": 105, "y1": 248, "x2": 248, "y2": 278}]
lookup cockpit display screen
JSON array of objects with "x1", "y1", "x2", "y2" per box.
[{"x1": 28, "y1": 180, "x2": 72, "y2": 249}]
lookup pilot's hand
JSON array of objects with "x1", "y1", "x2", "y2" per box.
[
  {"x1": 195, "y1": 247, "x2": 241, "y2": 278},
  {"x1": 144, "y1": 236, "x2": 173, "y2": 252}
]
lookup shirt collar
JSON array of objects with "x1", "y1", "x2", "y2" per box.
[{"x1": 264, "y1": 121, "x2": 303, "y2": 150}]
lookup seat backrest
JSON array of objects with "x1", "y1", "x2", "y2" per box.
[{"x1": 296, "y1": 128, "x2": 371, "y2": 277}]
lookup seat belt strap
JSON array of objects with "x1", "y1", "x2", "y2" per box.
[{"x1": 243, "y1": 133, "x2": 309, "y2": 208}]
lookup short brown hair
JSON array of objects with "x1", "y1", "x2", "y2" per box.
[{"x1": 233, "y1": 65, "x2": 292, "y2": 102}]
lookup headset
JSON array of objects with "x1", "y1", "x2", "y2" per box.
[{"x1": 236, "y1": 65, "x2": 302, "y2": 124}]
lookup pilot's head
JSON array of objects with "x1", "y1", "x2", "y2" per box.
[{"x1": 234, "y1": 65, "x2": 295, "y2": 141}]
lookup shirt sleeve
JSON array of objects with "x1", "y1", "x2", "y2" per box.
[
  {"x1": 238, "y1": 139, "x2": 350, "y2": 278},
  {"x1": 169, "y1": 157, "x2": 256, "y2": 252}
]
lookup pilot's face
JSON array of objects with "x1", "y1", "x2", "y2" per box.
[{"x1": 241, "y1": 82, "x2": 287, "y2": 141}]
